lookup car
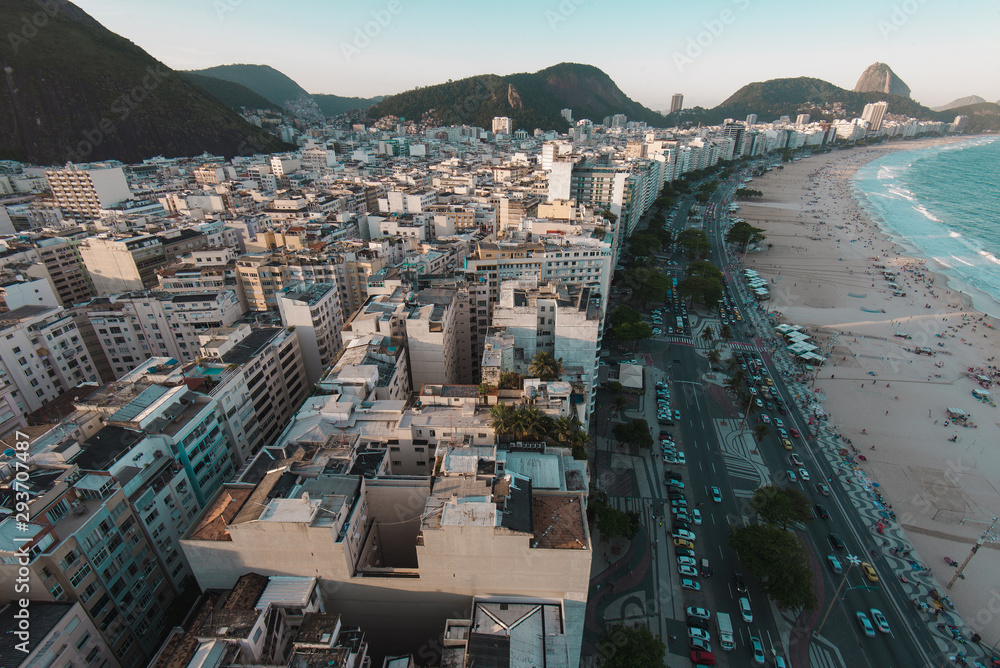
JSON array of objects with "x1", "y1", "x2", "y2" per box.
[
  {"x1": 711, "y1": 486, "x2": 722, "y2": 503},
  {"x1": 692, "y1": 508, "x2": 702, "y2": 525},
  {"x1": 676, "y1": 548, "x2": 696, "y2": 559},
  {"x1": 665, "y1": 453, "x2": 686, "y2": 464},
  {"x1": 777, "y1": 427, "x2": 787, "y2": 438},
  {"x1": 817, "y1": 482, "x2": 831, "y2": 496},
  {"x1": 857, "y1": 611, "x2": 876, "y2": 637},
  {"x1": 677, "y1": 556, "x2": 697, "y2": 567},
  {"x1": 679, "y1": 564, "x2": 699, "y2": 577},
  {"x1": 775, "y1": 657, "x2": 788, "y2": 668},
  {"x1": 789, "y1": 453, "x2": 804, "y2": 466},
  {"x1": 690, "y1": 650, "x2": 716, "y2": 665},
  {"x1": 766, "y1": 377, "x2": 774, "y2": 386},
  {"x1": 680, "y1": 578, "x2": 701, "y2": 591},
  {"x1": 674, "y1": 409, "x2": 681, "y2": 421},
  {"x1": 828, "y1": 533, "x2": 845, "y2": 550},
  {"x1": 674, "y1": 538, "x2": 695, "y2": 549},
  {"x1": 790, "y1": 428, "x2": 801, "y2": 438},
  {"x1": 861, "y1": 562, "x2": 879, "y2": 583},
  {"x1": 750, "y1": 636, "x2": 766, "y2": 665},
  {"x1": 739, "y1": 596, "x2": 753, "y2": 622},
  {"x1": 666, "y1": 479, "x2": 684, "y2": 488},
  {"x1": 755, "y1": 398, "x2": 764, "y2": 408},
  {"x1": 671, "y1": 497, "x2": 688, "y2": 507},
  {"x1": 699, "y1": 558, "x2": 712, "y2": 577},
  {"x1": 673, "y1": 514, "x2": 691, "y2": 525},
  {"x1": 775, "y1": 418, "x2": 784, "y2": 428},
  {"x1": 799, "y1": 468, "x2": 811, "y2": 481},
  {"x1": 673, "y1": 521, "x2": 692, "y2": 531},
  {"x1": 668, "y1": 490, "x2": 685, "y2": 500},
  {"x1": 688, "y1": 627, "x2": 711, "y2": 642},
  {"x1": 764, "y1": 401, "x2": 775, "y2": 412},
  {"x1": 782, "y1": 438, "x2": 793, "y2": 450},
  {"x1": 749, "y1": 387, "x2": 758, "y2": 396},
  {"x1": 733, "y1": 572, "x2": 747, "y2": 594},
  {"x1": 660, "y1": 430, "x2": 672, "y2": 438},
  {"x1": 786, "y1": 470, "x2": 797, "y2": 483},
  {"x1": 686, "y1": 606, "x2": 712, "y2": 622},
  {"x1": 815, "y1": 504, "x2": 830, "y2": 519},
  {"x1": 689, "y1": 636, "x2": 711, "y2": 652},
  {"x1": 760, "y1": 414, "x2": 770, "y2": 424},
  {"x1": 827, "y1": 555, "x2": 843, "y2": 574},
  {"x1": 672, "y1": 529, "x2": 696, "y2": 541},
  {"x1": 870, "y1": 608, "x2": 891, "y2": 634},
  {"x1": 776, "y1": 402, "x2": 788, "y2": 415},
  {"x1": 687, "y1": 616, "x2": 711, "y2": 631}
]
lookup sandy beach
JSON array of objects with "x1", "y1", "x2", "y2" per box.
[{"x1": 737, "y1": 139, "x2": 1000, "y2": 640}]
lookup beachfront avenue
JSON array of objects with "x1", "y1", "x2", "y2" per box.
[{"x1": 585, "y1": 157, "x2": 973, "y2": 668}]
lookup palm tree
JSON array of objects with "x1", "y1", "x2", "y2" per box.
[
  {"x1": 720, "y1": 324, "x2": 733, "y2": 342},
  {"x1": 752, "y1": 423, "x2": 770, "y2": 445},
  {"x1": 528, "y1": 351, "x2": 564, "y2": 381},
  {"x1": 724, "y1": 375, "x2": 744, "y2": 397},
  {"x1": 553, "y1": 416, "x2": 581, "y2": 443},
  {"x1": 701, "y1": 325, "x2": 715, "y2": 346},
  {"x1": 726, "y1": 356, "x2": 741, "y2": 373},
  {"x1": 516, "y1": 407, "x2": 547, "y2": 440},
  {"x1": 611, "y1": 394, "x2": 628, "y2": 417},
  {"x1": 489, "y1": 402, "x2": 517, "y2": 436},
  {"x1": 707, "y1": 348, "x2": 722, "y2": 369}
]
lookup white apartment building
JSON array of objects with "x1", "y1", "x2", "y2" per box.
[
  {"x1": 79, "y1": 235, "x2": 166, "y2": 294},
  {"x1": 45, "y1": 165, "x2": 131, "y2": 220},
  {"x1": 490, "y1": 281, "x2": 603, "y2": 422},
  {"x1": 0, "y1": 305, "x2": 99, "y2": 414},
  {"x1": 87, "y1": 290, "x2": 243, "y2": 378},
  {"x1": 277, "y1": 282, "x2": 344, "y2": 385},
  {"x1": 492, "y1": 116, "x2": 513, "y2": 135}
]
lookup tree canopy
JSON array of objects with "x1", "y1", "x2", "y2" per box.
[
  {"x1": 678, "y1": 275, "x2": 723, "y2": 306},
  {"x1": 736, "y1": 187, "x2": 764, "y2": 199},
  {"x1": 612, "y1": 418, "x2": 653, "y2": 448},
  {"x1": 750, "y1": 484, "x2": 813, "y2": 529},
  {"x1": 676, "y1": 229, "x2": 711, "y2": 259},
  {"x1": 528, "y1": 351, "x2": 564, "y2": 381},
  {"x1": 729, "y1": 524, "x2": 818, "y2": 611},
  {"x1": 596, "y1": 623, "x2": 666, "y2": 668},
  {"x1": 726, "y1": 220, "x2": 766, "y2": 251}
]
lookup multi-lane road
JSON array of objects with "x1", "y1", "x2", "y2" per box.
[{"x1": 587, "y1": 168, "x2": 941, "y2": 666}]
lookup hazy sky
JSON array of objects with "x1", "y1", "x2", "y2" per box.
[{"x1": 75, "y1": 0, "x2": 999, "y2": 110}]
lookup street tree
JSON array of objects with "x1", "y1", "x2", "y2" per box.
[
  {"x1": 597, "y1": 623, "x2": 667, "y2": 668},
  {"x1": 750, "y1": 484, "x2": 813, "y2": 529},
  {"x1": 729, "y1": 524, "x2": 818, "y2": 611}
]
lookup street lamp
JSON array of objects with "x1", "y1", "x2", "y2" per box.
[
  {"x1": 947, "y1": 516, "x2": 1000, "y2": 589},
  {"x1": 816, "y1": 554, "x2": 861, "y2": 634}
]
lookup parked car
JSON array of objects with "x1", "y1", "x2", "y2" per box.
[
  {"x1": 679, "y1": 565, "x2": 698, "y2": 577},
  {"x1": 686, "y1": 606, "x2": 711, "y2": 620},
  {"x1": 680, "y1": 578, "x2": 700, "y2": 591}
]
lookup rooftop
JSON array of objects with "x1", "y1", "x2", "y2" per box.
[
  {"x1": 71, "y1": 425, "x2": 146, "y2": 472},
  {"x1": 220, "y1": 327, "x2": 282, "y2": 366},
  {"x1": 531, "y1": 495, "x2": 587, "y2": 550}
]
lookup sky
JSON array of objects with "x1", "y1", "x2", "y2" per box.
[{"x1": 75, "y1": 0, "x2": 1000, "y2": 110}]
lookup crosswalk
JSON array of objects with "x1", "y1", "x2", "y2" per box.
[
  {"x1": 729, "y1": 341, "x2": 763, "y2": 352},
  {"x1": 662, "y1": 336, "x2": 694, "y2": 346}
]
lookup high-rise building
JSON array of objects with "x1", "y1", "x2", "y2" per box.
[
  {"x1": 861, "y1": 101, "x2": 889, "y2": 132},
  {"x1": 276, "y1": 282, "x2": 344, "y2": 385},
  {"x1": 0, "y1": 601, "x2": 121, "y2": 668},
  {"x1": 952, "y1": 115, "x2": 969, "y2": 133},
  {"x1": 44, "y1": 164, "x2": 131, "y2": 220},
  {"x1": 670, "y1": 93, "x2": 684, "y2": 114},
  {"x1": 796, "y1": 114, "x2": 811, "y2": 125},
  {"x1": 490, "y1": 280, "x2": 603, "y2": 422},
  {"x1": 492, "y1": 116, "x2": 513, "y2": 135},
  {"x1": 745, "y1": 113, "x2": 758, "y2": 126},
  {"x1": 79, "y1": 235, "x2": 167, "y2": 294}
]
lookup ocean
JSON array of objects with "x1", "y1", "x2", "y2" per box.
[{"x1": 852, "y1": 136, "x2": 1000, "y2": 318}]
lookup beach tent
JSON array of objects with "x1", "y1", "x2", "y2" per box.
[
  {"x1": 775, "y1": 324, "x2": 794, "y2": 334},
  {"x1": 973, "y1": 388, "x2": 991, "y2": 399},
  {"x1": 946, "y1": 407, "x2": 967, "y2": 418}
]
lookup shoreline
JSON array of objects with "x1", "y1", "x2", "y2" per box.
[
  {"x1": 736, "y1": 137, "x2": 1000, "y2": 639},
  {"x1": 848, "y1": 136, "x2": 1000, "y2": 320}
]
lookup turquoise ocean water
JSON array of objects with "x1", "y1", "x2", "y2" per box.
[{"x1": 851, "y1": 137, "x2": 1000, "y2": 318}]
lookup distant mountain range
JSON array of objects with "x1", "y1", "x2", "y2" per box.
[
  {"x1": 366, "y1": 63, "x2": 666, "y2": 130},
  {"x1": 0, "y1": 0, "x2": 289, "y2": 165},
  {"x1": 185, "y1": 64, "x2": 383, "y2": 117},
  {"x1": 662, "y1": 64, "x2": 1000, "y2": 134},
  {"x1": 934, "y1": 95, "x2": 989, "y2": 112}
]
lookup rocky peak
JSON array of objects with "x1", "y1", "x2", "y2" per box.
[{"x1": 853, "y1": 62, "x2": 911, "y2": 98}]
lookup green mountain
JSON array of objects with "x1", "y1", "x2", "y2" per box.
[
  {"x1": 663, "y1": 76, "x2": 955, "y2": 127},
  {"x1": 187, "y1": 64, "x2": 311, "y2": 108},
  {"x1": 181, "y1": 72, "x2": 282, "y2": 112},
  {"x1": 945, "y1": 102, "x2": 1000, "y2": 133},
  {"x1": 312, "y1": 93, "x2": 383, "y2": 117},
  {"x1": 934, "y1": 95, "x2": 987, "y2": 112},
  {"x1": 367, "y1": 63, "x2": 666, "y2": 130},
  {"x1": 0, "y1": 0, "x2": 288, "y2": 165}
]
